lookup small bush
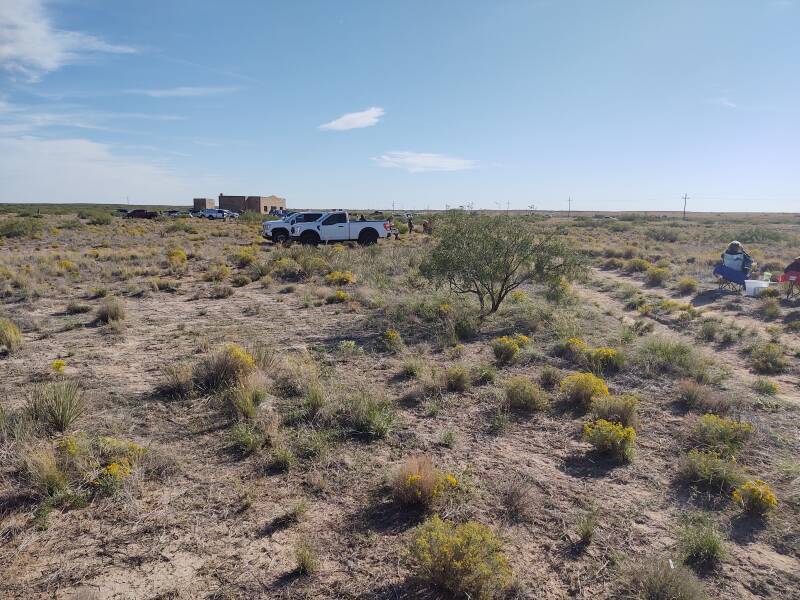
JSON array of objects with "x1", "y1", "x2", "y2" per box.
[
  {"x1": 409, "y1": 516, "x2": 512, "y2": 599},
  {"x1": 691, "y1": 414, "x2": 753, "y2": 457},
  {"x1": 400, "y1": 356, "x2": 424, "y2": 379},
  {"x1": 587, "y1": 346, "x2": 624, "y2": 375},
  {"x1": 624, "y1": 258, "x2": 650, "y2": 273},
  {"x1": 229, "y1": 421, "x2": 264, "y2": 455},
  {"x1": 752, "y1": 378, "x2": 778, "y2": 396},
  {"x1": 445, "y1": 365, "x2": 470, "y2": 392},
  {"x1": 560, "y1": 372, "x2": 609, "y2": 407},
  {"x1": 633, "y1": 337, "x2": 703, "y2": 378},
  {"x1": 471, "y1": 363, "x2": 496, "y2": 385},
  {"x1": 325, "y1": 290, "x2": 348, "y2": 304},
  {"x1": 505, "y1": 376, "x2": 549, "y2": 411},
  {"x1": 603, "y1": 257, "x2": 625, "y2": 270},
  {"x1": 158, "y1": 364, "x2": 194, "y2": 399},
  {"x1": 590, "y1": 394, "x2": 639, "y2": 428},
  {"x1": 324, "y1": 270, "x2": 355, "y2": 286},
  {"x1": 491, "y1": 334, "x2": 530, "y2": 365},
  {"x1": 210, "y1": 283, "x2": 234, "y2": 298},
  {"x1": 381, "y1": 328, "x2": 404, "y2": 353},
  {"x1": 267, "y1": 445, "x2": 297, "y2": 472},
  {"x1": 679, "y1": 449, "x2": 745, "y2": 492},
  {"x1": 622, "y1": 559, "x2": 707, "y2": 600},
  {"x1": 760, "y1": 298, "x2": 780, "y2": 320},
  {"x1": 167, "y1": 247, "x2": 187, "y2": 267},
  {"x1": 96, "y1": 297, "x2": 125, "y2": 323},
  {"x1": 539, "y1": 365, "x2": 562, "y2": 389},
  {"x1": 677, "y1": 277, "x2": 699, "y2": 295},
  {"x1": 66, "y1": 301, "x2": 91, "y2": 315},
  {"x1": 555, "y1": 337, "x2": 589, "y2": 362},
  {"x1": 294, "y1": 538, "x2": 319, "y2": 575},
  {"x1": 646, "y1": 266, "x2": 670, "y2": 286},
  {"x1": 582, "y1": 419, "x2": 635, "y2": 461},
  {"x1": 231, "y1": 274, "x2": 252, "y2": 287},
  {"x1": 679, "y1": 520, "x2": 725, "y2": 569},
  {"x1": 194, "y1": 344, "x2": 255, "y2": 393},
  {"x1": 24, "y1": 447, "x2": 68, "y2": 496},
  {"x1": 750, "y1": 342, "x2": 786, "y2": 374},
  {"x1": 339, "y1": 391, "x2": 395, "y2": 439},
  {"x1": 0, "y1": 317, "x2": 22, "y2": 352},
  {"x1": 204, "y1": 263, "x2": 231, "y2": 282},
  {"x1": 29, "y1": 381, "x2": 85, "y2": 432},
  {"x1": 270, "y1": 257, "x2": 303, "y2": 281},
  {"x1": 231, "y1": 246, "x2": 258, "y2": 267},
  {"x1": 732, "y1": 480, "x2": 778, "y2": 515},
  {"x1": 677, "y1": 379, "x2": 731, "y2": 414},
  {"x1": 391, "y1": 455, "x2": 459, "y2": 509}
]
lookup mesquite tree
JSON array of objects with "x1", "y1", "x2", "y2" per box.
[{"x1": 421, "y1": 212, "x2": 583, "y2": 320}]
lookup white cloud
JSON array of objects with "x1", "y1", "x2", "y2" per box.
[
  {"x1": 707, "y1": 97, "x2": 737, "y2": 109},
  {"x1": 371, "y1": 151, "x2": 476, "y2": 173},
  {"x1": 0, "y1": 0, "x2": 136, "y2": 81},
  {"x1": 126, "y1": 86, "x2": 241, "y2": 98},
  {"x1": 0, "y1": 136, "x2": 214, "y2": 203},
  {"x1": 319, "y1": 106, "x2": 384, "y2": 131}
]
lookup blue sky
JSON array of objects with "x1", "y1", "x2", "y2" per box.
[{"x1": 1, "y1": 0, "x2": 798, "y2": 211}]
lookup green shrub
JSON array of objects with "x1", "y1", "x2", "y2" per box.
[
  {"x1": 691, "y1": 414, "x2": 753, "y2": 457},
  {"x1": 96, "y1": 297, "x2": 125, "y2": 323},
  {"x1": 445, "y1": 365, "x2": 471, "y2": 392},
  {"x1": 560, "y1": 372, "x2": 609, "y2": 406},
  {"x1": 633, "y1": 337, "x2": 704, "y2": 378},
  {"x1": 29, "y1": 381, "x2": 85, "y2": 432},
  {"x1": 267, "y1": 445, "x2": 297, "y2": 472},
  {"x1": 679, "y1": 449, "x2": 745, "y2": 492},
  {"x1": 679, "y1": 520, "x2": 725, "y2": 569},
  {"x1": 582, "y1": 419, "x2": 635, "y2": 461},
  {"x1": 539, "y1": 365, "x2": 562, "y2": 389},
  {"x1": 229, "y1": 421, "x2": 264, "y2": 455},
  {"x1": 0, "y1": 217, "x2": 44, "y2": 239},
  {"x1": 622, "y1": 559, "x2": 707, "y2": 600},
  {"x1": 752, "y1": 378, "x2": 778, "y2": 396},
  {"x1": 505, "y1": 376, "x2": 549, "y2": 411},
  {"x1": 339, "y1": 391, "x2": 395, "y2": 439},
  {"x1": 409, "y1": 516, "x2": 512, "y2": 599},
  {"x1": 624, "y1": 258, "x2": 650, "y2": 273},
  {"x1": 589, "y1": 394, "x2": 639, "y2": 428},
  {"x1": 471, "y1": 363, "x2": 496, "y2": 385},
  {"x1": 491, "y1": 334, "x2": 530, "y2": 365},
  {"x1": 645, "y1": 266, "x2": 670, "y2": 286},
  {"x1": 0, "y1": 317, "x2": 22, "y2": 352},
  {"x1": 677, "y1": 277, "x2": 699, "y2": 295},
  {"x1": 750, "y1": 342, "x2": 786, "y2": 374},
  {"x1": 732, "y1": 480, "x2": 778, "y2": 515},
  {"x1": 400, "y1": 356, "x2": 424, "y2": 379}
]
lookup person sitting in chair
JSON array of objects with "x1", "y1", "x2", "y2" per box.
[
  {"x1": 785, "y1": 256, "x2": 800, "y2": 274},
  {"x1": 721, "y1": 241, "x2": 753, "y2": 274}
]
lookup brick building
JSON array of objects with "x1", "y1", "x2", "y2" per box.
[{"x1": 218, "y1": 194, "x2": 286, "y2": 214}]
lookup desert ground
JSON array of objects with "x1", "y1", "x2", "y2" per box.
[{"x1": 1, "y1": 207, "x2": 799, "y2": 599}]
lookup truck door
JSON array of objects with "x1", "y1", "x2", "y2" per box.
[{"x1": 319, "y1": 212, "x2": 349, "y2": 241}]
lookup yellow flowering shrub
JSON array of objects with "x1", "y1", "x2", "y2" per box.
[
  {"x1": 381, "y1": 328, "x2": 404, "y2": 353},
  {"x1": 692, "y1": 414, "x2": 753, "y2": 457},
  {"x1": 560, "y1": 372, "x2": 609, "y2": 406},
  {"x1": 588, "y1": 347, "x2": 624, "y2": 374},
  {"x1": 392, "y1": 455, "x2": 459, "y2": 509},
  {"x1": 509, "y1": 290, "x2": 528, "y2": 304},
  {"x1": 409, "y1": 516, "x2": 512, "y2": 599},
  {"x1": 231, "y1": 246, "x2": 257, "y2": 267},
  {"x1": 167, "y1": 247, "x2": 187, "y2": 267},
  {"x1": 505, "y1": 376, "x2": 549, "y2": 411},
  {"x1": 491, "y1": 336, "x2": 520, "y2": 364},
  {"x1": 51, "y1": 359, "x2": 66, "y2": 374},
  {"x1": 732, "y1": 480, "x2": 777, "y2": 515},
  {"x1": 270, "y1": 257, "x2": 303, "y2": 281},
  {"x1": 326, "y1": 290, "x2": 349, "y2": 304},
  {"x1": 57, "y1": 259, "x2": 79, "y2": 273},
  {"x1": 204, "y1": 263, "x2": 231, "y2": 282},
  {"x1": 324, "y1": 270, "x2": 355, "y2": 286},
  {"x1": 582, "y1": 419, "x2": 636, "y2": 461}
]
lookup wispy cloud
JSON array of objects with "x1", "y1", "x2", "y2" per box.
[
  {"x1": 320, "y1": 106, "x2": 384, "y2": 131},
  {"x1": 0, "y1": 0, "x2": 136, "y2": 81},
  {"x1": 126, "y1": 86, "x2": 242, "y2": 98},
  {"x1": 371, "y1": 151, "x2": 476, "y2": 173},
  {"x1": 707, "y1": 97, "x2": 737, "y2": 109}
]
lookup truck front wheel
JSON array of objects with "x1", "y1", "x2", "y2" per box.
[
  {"x1": 272, "y1": 230, "x2": 289, "y2": 244},
  {"x1": 299, "y1": 231, "x2": 320, "y2": 246},
  {"x1": 358, "y1": 229, "x2": 379, "y2": 246}
]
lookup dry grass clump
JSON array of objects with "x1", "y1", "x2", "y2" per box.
[
  {"x1": 690, "y1": 414, "x2": 753, "y2": 457},
  {"x1": 194, "y1": 344, "x2": 256, "y2": 394},
  {"x1": 28, "y1": 381, "x2": 85, "y2": 432},
  {"x1": 157, "y1": 364, "x2": 194, "y2": 399},
  {"x1": 228, "y1": 421, "x2": 266, "y2": 455},
  {"x1": 338, "y1": 391, "x2": 395, "y2": 439},
  {"x1": 760, "y1": 297, "x2": 780, "y2": 320},
  {"x1": 272, "y1": 352, "x2": 319, "y2": 397},
  {"x1": 96, "y1": 296, "x2": 125, "y2": 324},
  {"x1": 624, "y1": 258, "x2": 650, "y2": 273},
  {"x1": 679, "y1": 519, "x2": 726, "y2": 569},
  {"x1": 0, "y1": 316, "x2": 22, "y2": 352},
  {"x1": 752, "y1": 378, "x2": 778, "y2": 396},
  {"x1": 633, "y1": 337, "x2": 710, "y2": 380},
  {"x1": 409, "y1": 515, "x2": 512, "y2": 599},
  {"x1": 505, "y1": 376, "x2": 549, "y2": 411},
  {"x1": 66, "y1": 300, "x2": 92, "y2": 314},
  {"x1": 732, "y1": 480, "x2": 778, "y2": 515},
  {"x1": 677, "y1": 277, "x2": 699, "y2": 295},
  {"x1": 582, "y1": 419, "x2": 635, "y2": 461},
  {"x1": 539, "y1": 365, "x2": 562, "y2": 389},
  {"x1": 621, "y1": 558, "x2": 706, "y2": 600},
  {"x1": 270, "y1": 257, "x2": 303, "y2": 281},
  {"x1": 679, "y1": 449, "x2": 745, "y2": 492},
  {"x1": 203, "y1": 263, "x2": 231, "y2": 282},
  {"x1": 560, "y1": 372, "x2": 608, "y2": 407},
  {"x1": 589, "y1": 394, "x2": 639, "y2": 428},
  {"x1": 24, "y1": 446, "x2": 68, "y2": 496},
  {"x1": 444, "y1": 364, "x2": 471, "y2": 392},
  {"x1": 400, "y1": 356, "x2": 424, "y2": 379},
  {"x1": 676, "y1": 379, "x2": 732, "y2": 414},
  {"x1": 391, "y1": 455, "x2": 459, "y2": 509},
  {"x1": 749, "y1": 342, "x2": 787, "y2": 374},
  {"x1": 294, "y1": 538, "x2": 319, "y2": 575}
]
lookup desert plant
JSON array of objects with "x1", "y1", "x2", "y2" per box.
[
  {"x1": 409, "y1": 515, "x2": 512, "y2": 599},
  {"x1": 267, "y1": 445, "x2": 297, "y2": 472},
  {"x1": 445, "y1": 365, "x2": 471, "y2": 392},
  {"x1": 624, "y1": 258, "x2": 650, "y2": 273},
  {"x1": 732, "y1": 480, "x2": 777, "y2": 515},
  {"x1": 749, "y1": 342, "x2": 786, "y2": 374},
  {"x1": 633, "y1": 337, "x2": 705, "y2": 379},
  {"x1": 24, "y1": 446, "x2": 68, "y2": 496},
  {"x1": 679, "y1": 449, "x2": 745, "y2": 492},
  {"x1": 622, "y1": 559, "x2": 707, "y2": 600},
  {"x1": 497, "y1": 477, "x2": 534, "y2": 522},
  {"x1": 420, "y1": 212, "x2": 583, "y2": 320},
  {"x1": 29, "y1": 381, "x2": 84, "y2": 432},
  {"x1": 231, "y1": 274, "x2": 251, "y2": 287},
  {"x1": 381, "y1": 328, "x2": 404, "y2": 353},
  {"x1": 582, "y1": 419, "x2": 635, "y2": 461},
  {"x1": 645, "y1": 266, "x2": 670, "y2": 286},
  {"x1": 270, "y1": 257, "x2": 303, "y2": 281},
  {"x1": 676, "y1": 379, "x2": 731, "y2": 414},
  {"x1": 0, "y1": 317, "x2": 22, "y2": 352},
  {"x1": 690, "y1": 414, "x2": 753, "y2": 457},
  {"x1": 66, "y1": 301, "x2": 91, "y2": 314},
  {"x1": 194, "y1": 344, "x2": 255, "y2": 393},
  {"x1": 294, "y1": 538, "x2": 319, "y2": 575},
  {"x1": 589, "y1": 394, "x2": 639, "y2": 428},
  {"x1": 539, "y1": 365, "x2": 562, "y2": 389},
  {"x1": 560, "y1": 372, "x2": 609, "y2": 406},
  {"x1": 339, "y1": 391, "x2": 395, "y2": 439},
  {"x1": 491, "y1": 334, "x2": 530, "y2": 365},
  {"x1": 679, "y1": 519, "x2": 725, "y2": 569},
  {"x1": 204, "y1": 263, "x2": 231, "y2": 282},
  {"x1": 752, "y1": 378, "x2": 778, "y2": 396},
  {"x1": 324, "y1": 270, "x2": 355, "y2": 286},
  {"x1": 96, "y1": 297, "x2": 125, "y2": 323},
  {"x1": 576, "y1": 508, "x2": 599, "y2": 544},
  {"x1": 677, "y1": 277, "x2": 699, "y2": 295},
  {"x1": 587, "y1": 346, "x2": 624, "y2": 375},
  {"x1": 391, "y1": 455, "x2": 458, "y2": 509},
  {"x1": 505, "y1": 376, "x2": 549, "y2": 411},
  {"x1": 471, "y1": 363, "x2": 496, "y2": 385},
  {"x1": 760, "y1": 298, "x2": 780, "y2": 320},
  {"x1": 158, "y1": 364, "x2": 194, "y2": 399},
  {"x1": 210, "y1": 283, "x2": 234, "y2": 298},
  {"x1": 400, "y1": 356, "x2": 424, "y2": 379},
  {"x1": 229, "y1": 421, "x2": 264, "y2": 455}
]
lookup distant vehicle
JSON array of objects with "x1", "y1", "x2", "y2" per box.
[
  {"x1": 290, "y1": 211, "x2": 390, "y2": 245},
  {"x1": 199, "y1": 208, "x2": 239, "y2": 220},
  {"x1": 124, "y1": 209, "x2": 158, "y2": 219},
  {"x1": 164, "y1": 210, "x2": 191, "y2": 218},
  {"x1": 262, "y1": 211, "x2": 323, "y2": 243}
]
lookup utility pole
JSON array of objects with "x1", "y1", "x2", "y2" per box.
[
  {"x1": 568, "y1": 196, "x2": 572, "y2": 217},
  {"x1": 682, "y1": 193, "x2": 689, "y2": 220}
]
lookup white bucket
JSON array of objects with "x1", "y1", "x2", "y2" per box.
[{"x1": 745, "y1": 280, "x2": 769, "y2": 297}]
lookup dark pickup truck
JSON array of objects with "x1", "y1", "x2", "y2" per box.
[{"x1": 124, "y1": 209, "x2": 159, "y2": 219}]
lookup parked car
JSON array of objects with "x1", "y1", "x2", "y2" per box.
[
  {"x1": 124, "y1": 209, "x2": 158, "y2": 219},
  {"x1": 199, "y1": 209, "x2": 239, "y2": 220},
  {"x1": 262, "y1": 211, "x2": 323, "y2": 243},
  {"x1": 290, "y1": 211, "x2": 390, "y2": 245}
]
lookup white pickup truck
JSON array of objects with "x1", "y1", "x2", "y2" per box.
[
  {"x1": 290, "y1": 211, "x2": 391, "y2": 245},
  {"x1": 262, "y1": 211, "x2": 323, "y2": 243}
]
